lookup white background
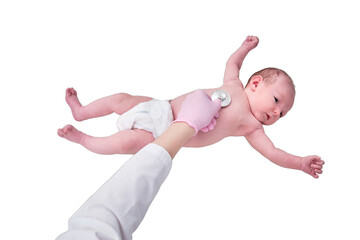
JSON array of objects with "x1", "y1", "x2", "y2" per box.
[{"x1": 1, "y1": 0, "x2": 359, "y2": 239}]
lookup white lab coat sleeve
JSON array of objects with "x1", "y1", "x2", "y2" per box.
[{"x1": 56, "y1": 143, "x2": 172, "y2": 240}]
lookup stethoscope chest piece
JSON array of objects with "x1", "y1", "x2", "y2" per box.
[{"x1": 211, "y1": 89, "x2": 231, "y2": 107}]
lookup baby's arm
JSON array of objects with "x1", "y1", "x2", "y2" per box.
[
  {"x1": 245, "y1": 128, "x2": 324, "y2": 178},
  {"x1": 224, "y1": 36, "x2": 259, "y2": 85}
]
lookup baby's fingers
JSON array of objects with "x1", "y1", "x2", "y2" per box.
[
  {"x1": 311, "y1": 172, "x2": 319, "y2": 179},
  {"x1": 310, "y1": 169, "x2": 323, "y2": 179},
  {"x1": 316, "y1": 160, "x2": 325, "y2": 166},
  {"x1": 311, "y1": 164, "x2": 323, "y2": 170}
]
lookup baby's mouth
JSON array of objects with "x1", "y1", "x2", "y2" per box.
[{"x1": 266, "y1": 113, "x2": 270, "y2": 120}]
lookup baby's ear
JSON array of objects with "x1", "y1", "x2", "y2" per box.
[{"x1": 249, "y1": 75, "x2": 263, "y2": 91}]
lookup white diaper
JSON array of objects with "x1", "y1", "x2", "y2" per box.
[{"x1": 116, "y1": 99, "x2": 173, "y2": 138}]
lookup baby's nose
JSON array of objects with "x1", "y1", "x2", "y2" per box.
[{"x1": 273, "y1": 108, "x2": 280, "y2": 116}]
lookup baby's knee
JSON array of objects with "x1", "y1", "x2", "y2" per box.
[
  {"x1": 116, "y1": 138, "x2": 142, "y2": 154},
  {"x1": 114, "y1": 93, "x2": 132, "y2": 103},
  {"x1": 117, "y1": 140, "x2": 134, "y2": 154}
]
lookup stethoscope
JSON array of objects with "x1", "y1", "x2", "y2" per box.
[{"x1": 211, "y1": 89, "x2": 231, "y2": 107}]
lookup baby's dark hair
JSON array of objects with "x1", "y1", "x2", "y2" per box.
[{"x1": 246, "y1": 67, "x2": 295, "y2": 94}]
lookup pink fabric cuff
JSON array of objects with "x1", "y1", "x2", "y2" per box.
[{"x1": 171, "y1": 120, "x2": 198, "y2": 135}]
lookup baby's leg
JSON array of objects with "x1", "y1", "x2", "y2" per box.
[
  {"x1": 65, "y1": 88, "x2": 152, "y2": 121},
  {"x1": 58, "y1": 125, "x2": 154, "y2": 154}
]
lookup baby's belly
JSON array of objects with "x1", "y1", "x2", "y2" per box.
[{"x1": 184, "y1": 128, "x2": 228, "y2": 147}]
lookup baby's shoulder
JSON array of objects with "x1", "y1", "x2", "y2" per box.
[
  {"x1": 230, "y1": 115, "x2": 262, "y2": 136},
  {"x1": 222, "y1": 80, "x2": 244, "y2": 89},
  {"x1": 243, "y1": 119, "x2": 263, "y2": 135},
  {"x1": 220, "y1": 82, "x2": 246, "y2": 102}
]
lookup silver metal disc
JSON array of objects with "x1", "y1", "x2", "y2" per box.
[{"x1": 211, "y1": 89, "x2": 231, "y2": 107}]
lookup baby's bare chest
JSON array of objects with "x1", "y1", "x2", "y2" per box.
[{"x1": 214, "y1": 99, "x2": 256, "y2": 135}]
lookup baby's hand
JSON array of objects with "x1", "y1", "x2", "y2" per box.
[
  {"x1": 242, "y1": 35, "x2": 259, "y2": 52},
  {"x1": 300, "y1": 156, "x2": 325, "y2": 179}
]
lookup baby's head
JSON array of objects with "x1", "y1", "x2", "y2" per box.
[{"x1": 244, "y1": 67, "x2": 295, "y2": 125}]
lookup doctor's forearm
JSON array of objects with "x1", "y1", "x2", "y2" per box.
[
  {"x1": 56, "y1": 143, "x2": 173, "y2": 240},
  {"x1": 153, "y1": 122, "x2": 195, "y2": 159}
]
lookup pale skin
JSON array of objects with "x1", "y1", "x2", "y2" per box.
[
  {"x1": 154, "y1": 122, "x2": 196, "y2": 159},
  {"x1": 58, "y1": 36, "x2": 324, "y2": 178}
]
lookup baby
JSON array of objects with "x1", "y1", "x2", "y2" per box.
[{"x1": 58, "y1": 36, "x2": 324, "y2": 178}]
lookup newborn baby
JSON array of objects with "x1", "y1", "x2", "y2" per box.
[{"x1": 58, "y1": 36, "x2": 324, "y2": 178}]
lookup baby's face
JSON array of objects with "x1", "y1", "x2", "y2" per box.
[{"x1": 246, "y1": 76, "x2": 295, "y2": 125}]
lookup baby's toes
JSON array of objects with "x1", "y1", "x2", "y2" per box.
[
  {"x1": 66, "y1": 88, "x2": 76, "y2": 96},
  {"x1": 57, "y1": 129, "x2": 65, "y2": 137},
  {"x1": 63, "y1": 125, "x2": 74, "y2": 133}
]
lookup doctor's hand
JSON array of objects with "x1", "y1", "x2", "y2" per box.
[{"x1": 174, "y1": 90, "x2": 221, "y2": 134}]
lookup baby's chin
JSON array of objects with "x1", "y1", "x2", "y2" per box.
[
  {"x1": 254, "y1": 114, "x2": 267, "y2": 125},
  {"x1": 257, "y1": 117, "x2": 274, "y2": 126}
]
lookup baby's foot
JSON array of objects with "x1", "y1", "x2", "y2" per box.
[
  {"x1": 65, "y1": 88, "x2": 83, "y2": 121},
  {"x1": 57, "y1": 125, "x2": 84, "y2": 144}
]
